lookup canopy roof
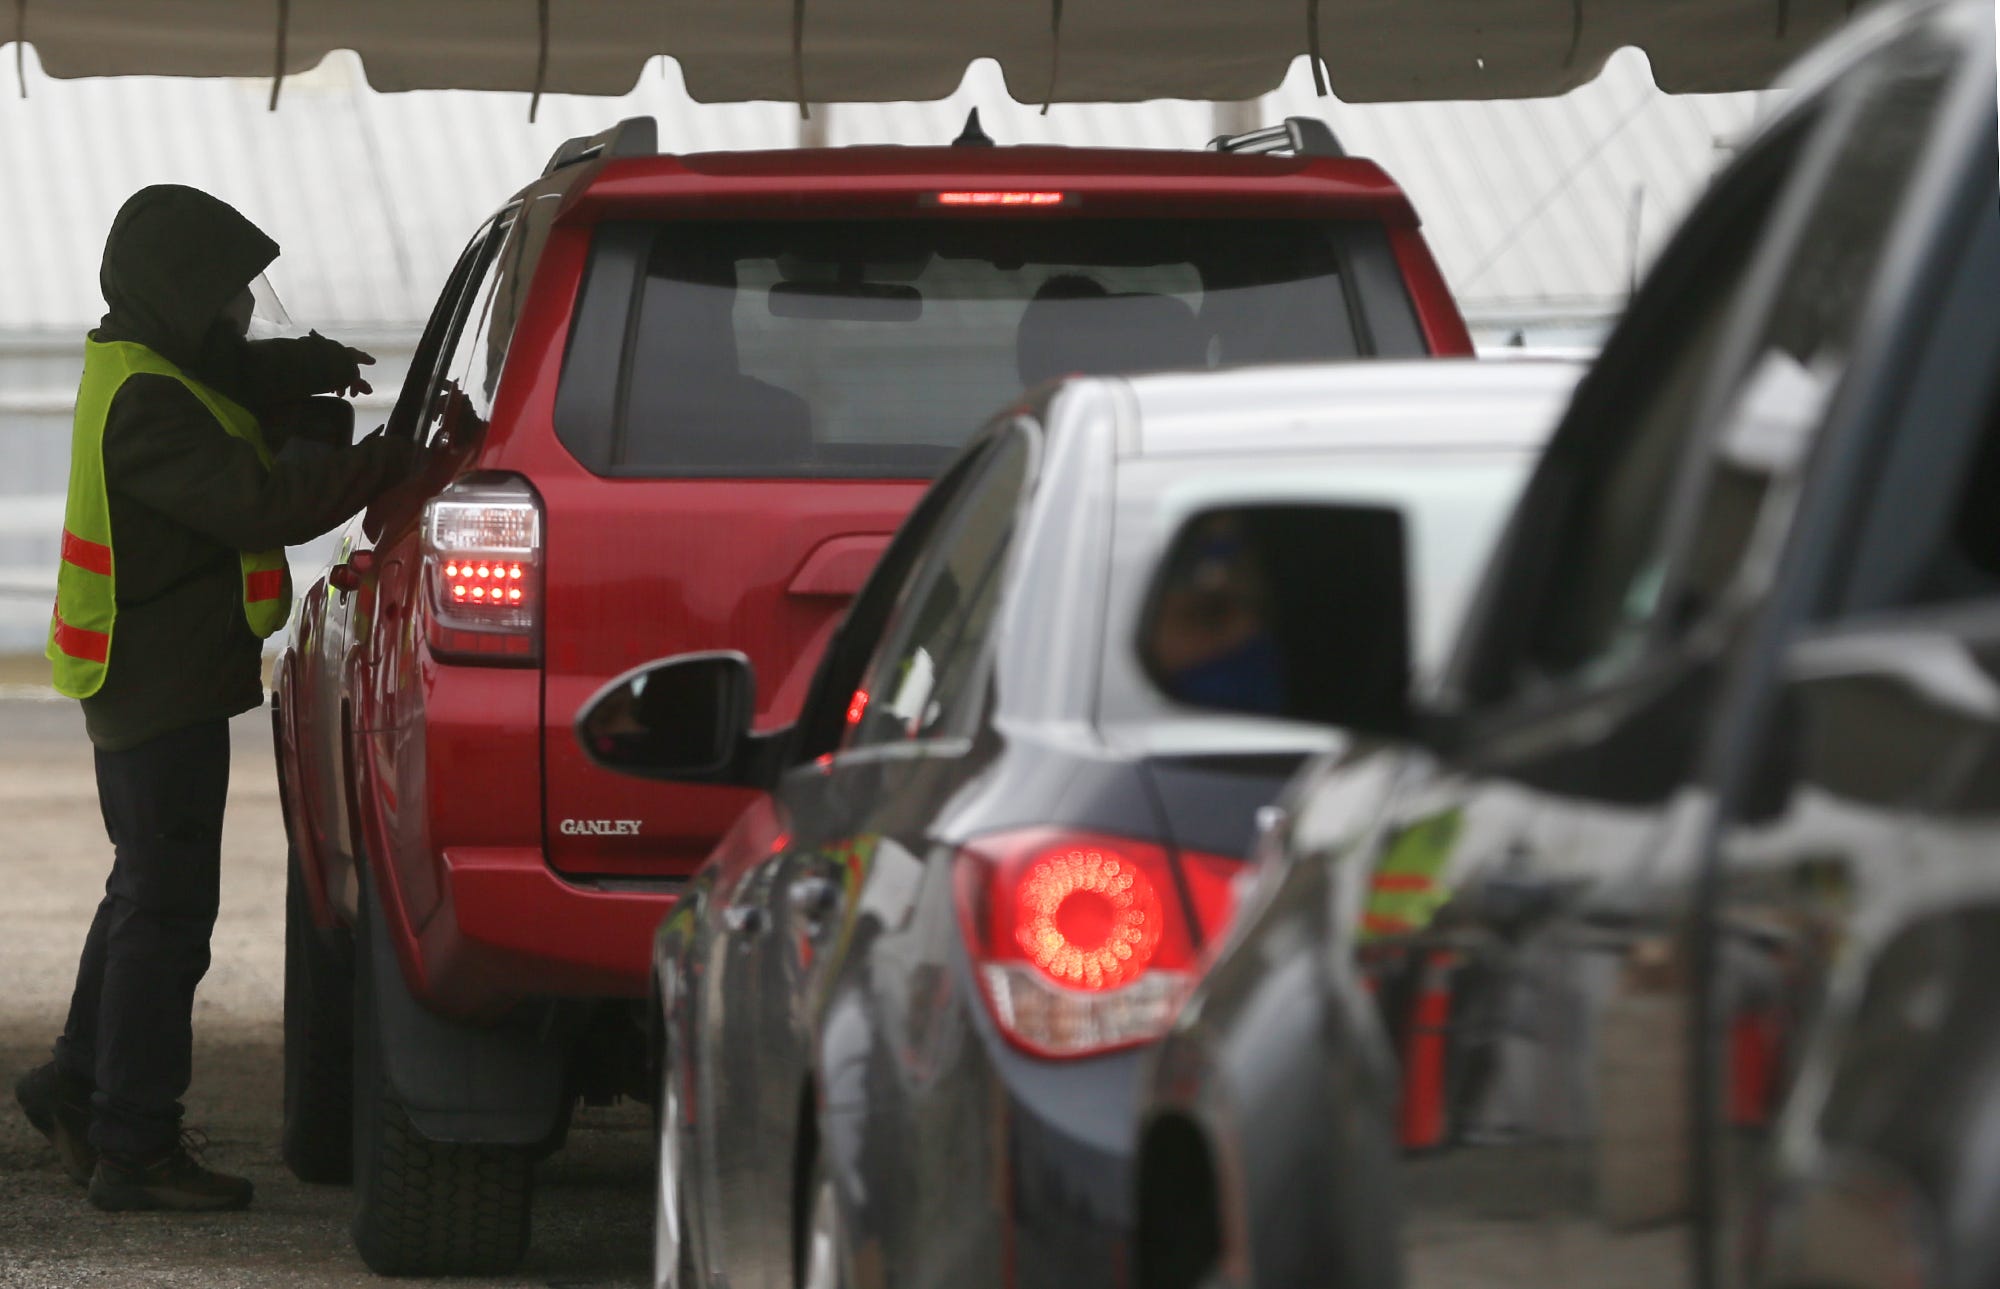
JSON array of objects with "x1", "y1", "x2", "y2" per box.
[{"x1": 18, "y1": 0, "x2": 1851, "y2": 105}]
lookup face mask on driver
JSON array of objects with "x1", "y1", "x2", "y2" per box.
[{"x1": 1165, "y1": 631, "x2": 1286, "y2": 715}]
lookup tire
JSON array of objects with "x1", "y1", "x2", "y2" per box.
[
  {"x1": 797, "y1": 1152, "x2": 852, "y2": 1289},
  {"x1": 282, "y1": 846, "x2": 355, "y2": 1184},
  {"x1": 350, "y1": 877, "x2": 533, "y2": 1277}
]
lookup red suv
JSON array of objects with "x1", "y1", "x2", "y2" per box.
[{"x1": 270, "y1": 112, "x2": 1470, "y2": 1275}]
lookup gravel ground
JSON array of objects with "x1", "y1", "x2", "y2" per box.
[{"x1": 0, "y1": 677, "x2": 654, "y2": 1288}]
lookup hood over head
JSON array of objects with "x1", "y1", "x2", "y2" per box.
[{"x1": 97, "y1": 185, "x2": 277, "y2": 369}]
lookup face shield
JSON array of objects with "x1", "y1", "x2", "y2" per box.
[{"x1": 245, "y1": 272, "x2": 302, "y2": 340}]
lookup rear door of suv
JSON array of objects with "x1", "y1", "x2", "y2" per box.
[{"x1": 539, "y1": 205, "x2": 1437, "y2": 879}]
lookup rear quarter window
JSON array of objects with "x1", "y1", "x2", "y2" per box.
[
  {"x1": 553, "y1": 218, "x2": 1424, "y2": 479},
  {"x1": 1096, "y1": 451, "x2": 1535, "y2": 736}
]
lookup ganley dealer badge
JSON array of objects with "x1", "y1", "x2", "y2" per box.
[{"x1": 560, "y1": 819, "x2": 644, "y2": 836}]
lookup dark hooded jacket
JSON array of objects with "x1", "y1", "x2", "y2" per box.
[{"x1": 80, "y1": 184, "x2": 416, "y2": 751}]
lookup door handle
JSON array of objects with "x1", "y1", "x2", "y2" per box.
[
  {"x1": 788, "y1": 874, "x2": 842, "y2": 927},
  {"x1": 330, "y1": 549, "x2": 377, "y2": 596}
]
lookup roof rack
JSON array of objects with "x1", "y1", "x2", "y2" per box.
[
  {"x1": 1207, "y1": 116, "x2": 1345, "y2": 158},
  {"x1": 543, "y1": 116, "x2": 658, "y2": 176}
]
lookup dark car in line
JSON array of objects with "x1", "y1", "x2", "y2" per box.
[
  {"x1": 1130, "y1": 3, "x2": 1999, "y2": 1288},
  {"x1": 576, "y1": 358, "x2": 1580, "y2": 1289}
]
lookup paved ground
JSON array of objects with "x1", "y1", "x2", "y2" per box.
[{"x1": 0, "y1": 663, "x2": 654, "y2": 1288}]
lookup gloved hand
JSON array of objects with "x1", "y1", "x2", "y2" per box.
[
  {"x1": 304, "y1": 329, "x2": 376, "y2": 398},
  {"x1": 338, "y1": 348, "x2": 376, "y2": 398}
]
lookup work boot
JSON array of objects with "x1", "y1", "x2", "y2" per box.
[
  {"x1": 88, "y1": 1130, "x2": 253, "y2": 1213},
  {"x1": 13, "y1": 1062, "x2": 96, "y2": 1185}
]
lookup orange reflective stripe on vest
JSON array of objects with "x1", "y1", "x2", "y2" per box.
[
  {"x1": 49, "y1": 604, "x2": 110, "y2": 665},
  {"x1": 246, "y1": 568, "x2": 287, "y2": 603},
  {"x1": 61, "y1": 529, "x2": 113, "y2": 577}
]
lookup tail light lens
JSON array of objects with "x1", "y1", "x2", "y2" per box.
[
  {"x1": 954, "y1": 828, "x2": 1240, "y2": 1059},
  {"x1": 931, "y1": 190, "x2": 1070, "y2": 208},
  {"x1": 421, "y1": 474, "x2": 542, "y2": 665}
]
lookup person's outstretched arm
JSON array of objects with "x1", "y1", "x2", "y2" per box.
[
  {"x1": 104, "y1": 376, "x2": 418, "y2": 552},
  {"x1": 212, "y1": 331, "x2": 376, "y2": 409}
]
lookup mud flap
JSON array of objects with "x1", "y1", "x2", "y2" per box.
[{"x1": 360, "y1": 873, "x2": 581, "y2": 1147}]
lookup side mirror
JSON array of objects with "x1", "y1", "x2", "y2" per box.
[
  {"x1": 575, "y1": 651, "x2": 758, "y2": 782},
  {"x1": 1138, "y1": 503, "x2": 1414, "y2": 738}
]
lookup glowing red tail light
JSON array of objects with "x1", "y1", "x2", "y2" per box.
[
  {"x1": 932, "y1": 190, "x2": 1069, "y2": 208},
  {"x1": 954, "y1": 828, "x2": 1241, "y2": 1058},
  {"x1": 1014, "y1": 846, "x2": 1165, "y2": 991},
  {"x1": 421, "y1": 474, "x2": 542, "y2": 665}
]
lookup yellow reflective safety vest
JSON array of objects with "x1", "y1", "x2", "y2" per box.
[
  {"x1": 1359, "y1": 808, "x2": 1463, "y2": 941},
  {"x1": 47, "y1": 339, "x2": 292, "y2": 699}
]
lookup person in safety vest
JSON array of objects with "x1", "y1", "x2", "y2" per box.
[{"x1": 11, "y1": 185, "x2": 419, "y2": 1213}]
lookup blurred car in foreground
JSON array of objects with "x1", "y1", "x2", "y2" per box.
[
  {"x1": 578, "y1": 358, "x2": 1579, "y2": 1289},
  {"x1": 1132, "y1": 3, "x2": 1999, "y2": 1288}
]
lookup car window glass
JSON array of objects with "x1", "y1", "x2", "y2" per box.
[
  {"x1": 387, "y1": 228, "x2": 489, "y2": 441},
  {"x1": 1662, "y1": 44, "x2": 1959, "y2": 629},
  {"x1": 417, "y1": 212, "x2": 517, "y2": 452},
  {"x1": 1098, "y1": 452, "x2": 1533, "y2": 729},
  {"x1": 1521, "y1": 146, "x2": 1797, "y2": 686},
  {"x1": 790, "y1": 442, "x2": 995, "y2": 762},
  {"x1": 846, "y1": 431, "x2": 1031, "y2": 749},
  {"x1": 570, "y1": 218, "x2": 1380, "y2": 480}
]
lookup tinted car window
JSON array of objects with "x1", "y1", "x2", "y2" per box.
[
  {"x1": 388, "y1": 226, "x2": 492, "y2": 441},
  {"x1": 1521, "y1": 153, "x2": 1795, "y2": 685},
  {"x1": 1666, "y1": 43, "x2": 1958, "y2": 624},
  {"x1": 1099, "y1": 451, "x2": 1535, "y2": 728},
  {"x1": 559, "y1": 218, "x2": 1413, "y2": 479},
  {"x1": 1526, "y1": 44, "x2": 1957, "y2": 688},
  {"x1": 847, "y1": 430, "x2": 1031, "y2": 748},
  {"x1": 416, "y1": 211, "x2": 517, "y2": 451}
]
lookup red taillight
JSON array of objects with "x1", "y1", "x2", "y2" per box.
[
  {"x1": 846, "y1": 689, "x2": 869, "y2": 726},
  {"x1": 443, "y1": 560, "x2": 527, "y2": 604},
  {"x1": 954, "y1": 828, "x2": 1240, "y2": 1058},
  {"x1": 421, "y1": 474, "x2": 542, "y2": 665},
  {"x1": 932, "y1": 191, "x2": 1068, "y2": 208},
  {"x1": 1014, "y1": 846, "x2": 1164, "y2": 991}
]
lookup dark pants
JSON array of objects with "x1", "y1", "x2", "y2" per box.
[{"x1": 54, "y1": 720, "x2": 230, "y2": 1157}]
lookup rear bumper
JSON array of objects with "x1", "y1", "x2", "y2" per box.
[
  {"x1": 1000, "y1": 1046, "x2": 1140, "y2": 1289},
  {"x1": 401, "y1": 845, "x2": 680, "y2": 1018}
]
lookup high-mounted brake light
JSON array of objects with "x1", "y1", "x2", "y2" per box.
[
  {"x1": 931, "y1": 191, "x2": 1069, "y2": 208},
  {"x1": 421, "y1": 474, "x2": 542, "y2": 665},
  {"x1": 954, "y1": 828, "x2": 1240, "y2": 1058}
]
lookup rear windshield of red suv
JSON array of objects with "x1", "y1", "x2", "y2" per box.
[{"x1": 555, "y1": 218, "x2": 1425, "y2": 478}]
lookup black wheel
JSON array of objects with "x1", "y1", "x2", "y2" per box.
[
  {"x1": 350, "y1": 876, "x2": 533, "y2": 1277},
  {"x1": 282, "y1": 847, "x2": 355, "y2": 1184}
]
